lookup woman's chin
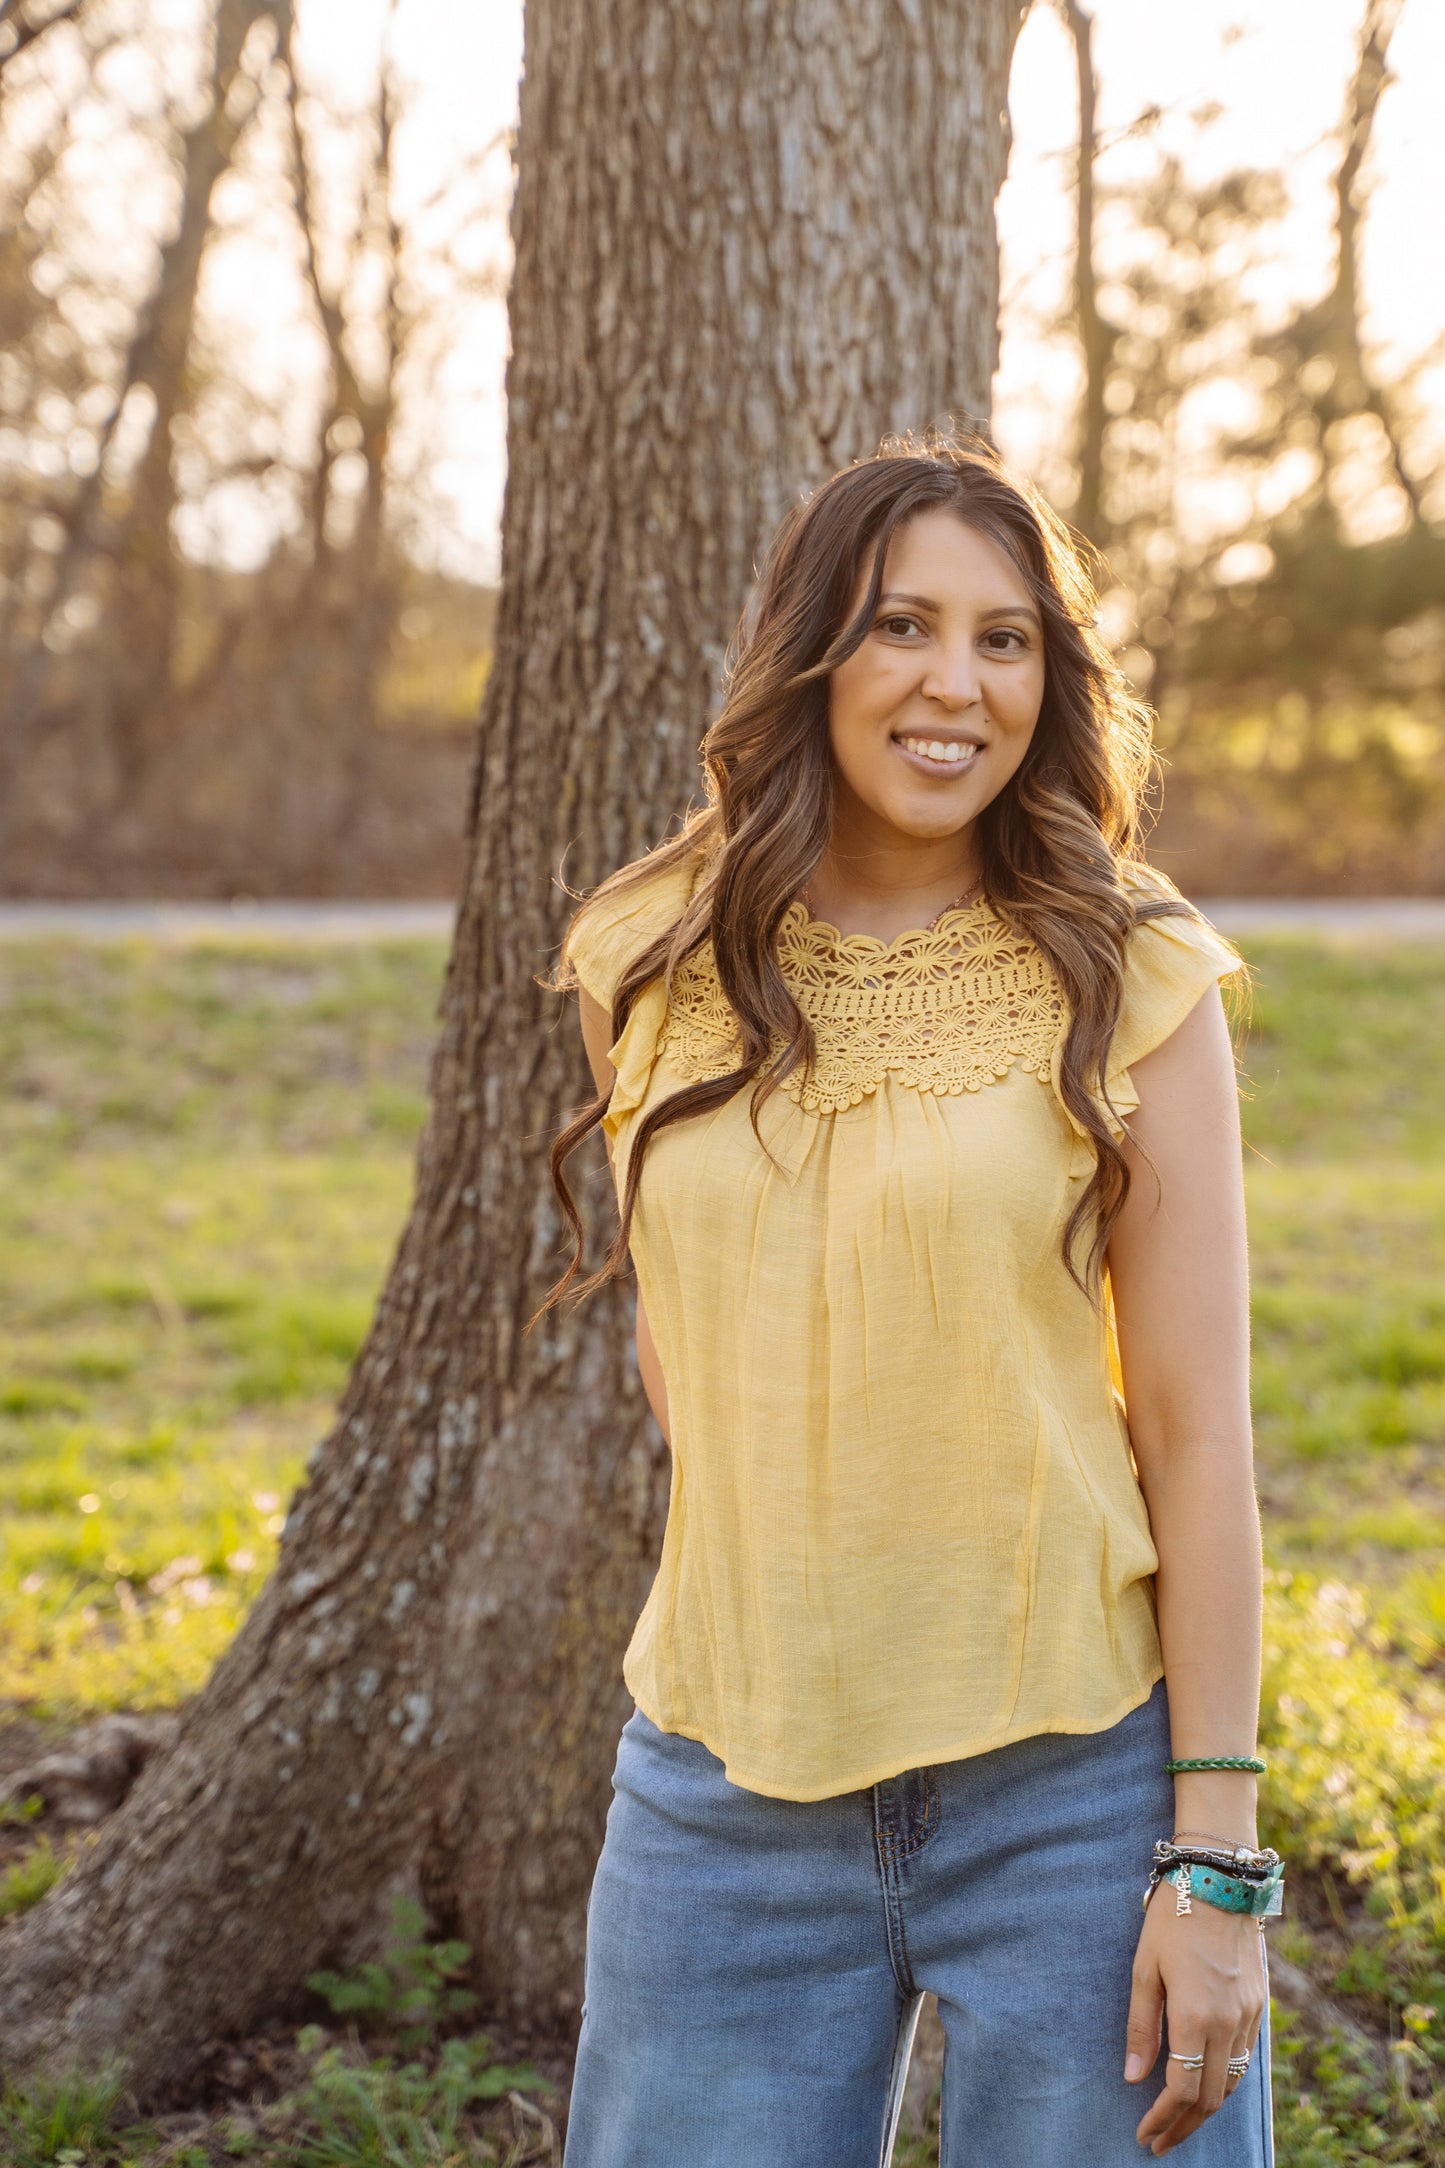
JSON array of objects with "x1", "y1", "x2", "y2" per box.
[{"x1": 873, "y1": 793, "x2": 981, "y2": 843}]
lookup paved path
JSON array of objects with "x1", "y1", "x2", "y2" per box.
[
  {"x1": 0, "y1": 901, "x2": 458, "y2": 942},
  {"x1": 1, "y1": 898, "x2": 1445, "y2": 942},
  {"x1": 1198, "y1": 898, "x2": 1445, "y2": 940}
]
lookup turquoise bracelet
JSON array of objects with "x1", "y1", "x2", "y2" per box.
[
  {"x1": 1165, "y1": 1861, "x2": 1284, "y2": 1918},
  {"x1": 1165, "y1": 1755, "x2": 1267, "y2": 1775}
]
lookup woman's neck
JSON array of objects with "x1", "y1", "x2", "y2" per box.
[{"x1": 807, "y1": 821, "x2": 984, "y2": 944}]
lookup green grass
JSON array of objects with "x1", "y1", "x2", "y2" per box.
[
  {"x1": 0, "y1": 1900, "x2": 554, "y2": 2165},
  {"x1": 0, "y1": 1830, "x2": 71, "y2": 1916},
  {"x1": 3, "y1": 927, "x2": 1445, "y2": 2162},
  {"x1": 0, "y1": 938, "x2": 443, "y2": 1717},
  {"x1": 1235, "y1": 944, "x2": 1445, "y2": 1676},
  {"x1": 1234, "y1": 942, "x2": 1445, "y2": 2164},
  {"x1": 0, "y1": 2060, "x2": 132, "y2": 2168},
  {"x1": 0, "y1": 2043, "x2": 556, "y2": 2165}
]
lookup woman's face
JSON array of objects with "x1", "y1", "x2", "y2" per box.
[{"x1": 826, "y1": 508, "x2": 1047, "y2": 847}]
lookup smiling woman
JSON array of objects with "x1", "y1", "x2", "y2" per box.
[
  {"x1": 550, "y1": 437, "x2": 1174, "y2": 1308},
  {"x1": 816, "y1": 511, "x2": 1047, "y2": 937},
  {"x1": 547, "y1": 436, "x2": 1274, "y2": 2168}
]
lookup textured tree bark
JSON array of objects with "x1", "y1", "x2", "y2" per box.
[{"x1": 0, "y1": 0, "x2": 1024, "y2": 2097}]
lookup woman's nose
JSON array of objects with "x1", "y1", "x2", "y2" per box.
[{"x1": 921, "y1": 645, "x2": 982, "y2": 709}]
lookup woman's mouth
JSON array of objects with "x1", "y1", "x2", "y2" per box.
[{"x1": 893, "y1": 734, "x2": 983, "y2": 774}]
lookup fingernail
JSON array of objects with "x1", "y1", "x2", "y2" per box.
[{"x1": 1125, "y1": 2053, "x2": 1144, "y2": 2080}]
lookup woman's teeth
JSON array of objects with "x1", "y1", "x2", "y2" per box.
[{"x1": 897, "y1": 736, "x2": 980, "y2": 768}]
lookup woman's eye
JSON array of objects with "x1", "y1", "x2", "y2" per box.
[
  {"x1": 983, "y1": 627, "x2": 1026, "y2": 651},
  {"x1": 878, "y1": 615, "x2": 918, "y2": 638}
]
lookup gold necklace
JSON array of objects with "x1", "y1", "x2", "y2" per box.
[
  {"x1": 801, "y1": 873, "x2": 987, "y2": 933},
  {"x1": 924, "y1": 874, "x2": 986, "y2": 930}
]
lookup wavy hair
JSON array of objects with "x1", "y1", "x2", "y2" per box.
[{"x1": 542, "y1": 432, "x2": 1236, "y2": 1316}]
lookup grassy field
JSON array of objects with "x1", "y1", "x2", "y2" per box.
[
  {"x1": 0, "y1": 940, "x2": 435, "y2": 1718},
  {"x1": 1, "y1": 929, "x2": 1444, "y2": 2163}
]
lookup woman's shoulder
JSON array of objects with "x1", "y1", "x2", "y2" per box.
[
  {"x1": 560, "y1": 841, "x2": 704, "y2": 1010},
  {"x1": 1111, "y1": 859, "x2": 1246, "y2": 1072}
]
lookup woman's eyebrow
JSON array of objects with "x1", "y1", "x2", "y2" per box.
[
  {"x1": 877, "y1": 589, "x2": 1042, "y2": 629},
  {"x1": 977, "y1": 602, "x2": 1043, "y2": 627}
]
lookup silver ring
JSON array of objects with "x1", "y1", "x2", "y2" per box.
[
  {"x1": 1168, "y1": 2051, "x2": 1206, "y2": 2069},
  {"x1": 1228, "y1": 2053, "x2": 1251, "y2": 2077}
]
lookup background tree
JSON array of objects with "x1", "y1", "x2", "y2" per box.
[
  {"x1": 0, "y1": 0, "x2": 1026, "y2": 2097},
  {"x1": 0, "y1": 0, "x2": 85, "y2": 73},
  {"x1": 4, "y1": 0, "x2": 1439, "y2": 903},
  {"x1": 0, "y1": 0, "x2": 502, "y2": 895},
  {"x1": 1057, "y1": 0, "x2": 1114, "y2": 544},
  {"x1": 1044, "y1": 0, "x2": 1445, "y2": 889},
  {"x1": 0, "y1": 0, "x2": 279, "y2": 840}
]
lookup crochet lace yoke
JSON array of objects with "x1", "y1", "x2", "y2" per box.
[{"x1": 660, "y1": 898, "x2": 1065, "y2": 1116}]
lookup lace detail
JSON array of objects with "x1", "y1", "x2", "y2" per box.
[{"x1": 660, "y1": 900, "x2": 1064, "y2": 1115}]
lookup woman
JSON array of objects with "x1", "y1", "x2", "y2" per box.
[{"x1": 547, "y1": 438, "x2": 1278, "y2": 2166}]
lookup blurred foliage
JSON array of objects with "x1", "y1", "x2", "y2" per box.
[
  {"x1": 0, "y1": 0, "x2": 503, "y2": 895},
  {"x1": 0, "y1": 2021, "x2": 554, "y2": 2167},
  {"x1": 0, "y1": 1830, "x2": 72, "y2": 1917},
  {"x1": 1041, "y1": 0, "x2": 1445, "y2": 893},
  {"x1": 1, "y1": 0, "x2": 1442, "y2": 893}
]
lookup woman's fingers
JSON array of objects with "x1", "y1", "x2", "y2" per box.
[
  {"x1": 1123, "y1": 1957, "x2": 1164, "y2": 2083},
  {"x1": 1224, "y1": 1932, "x2": 1268, "y2": 2094},
  {"x1": 1136, "y1": 2019, "x2": 1236, "y2": 2154},
  {"x1": 1224, "y1": 1960, "x2": 1268, "y2": 2097},
  {"x1": 1129, "y1": 1898, "x2": 1270, "y2": 2151},
  {"x1": 1134, "y1": 2034, "x2": 1204, "y2": 2151}
]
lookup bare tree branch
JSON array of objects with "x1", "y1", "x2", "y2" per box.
[
  {"x1": 0, "y1": 0, "x2": 84, "y2": 77},
  {"x1": 1058, "y1": 0, "x2": 1113, "y2": 541},
  {"x1": 1325, "y1": 0, "x2": 1422, "y2": 518}
]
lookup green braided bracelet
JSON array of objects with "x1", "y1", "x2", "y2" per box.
[{"x1": 1165, "y1": 1756, "x2": 1267, "y2": 1774}]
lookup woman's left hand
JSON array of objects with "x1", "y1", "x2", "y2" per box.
[{"x1": 1124, "y1": 1882, "x2": 1268, "y2": 2156}]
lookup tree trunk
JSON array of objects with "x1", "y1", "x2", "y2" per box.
[
  {"x1": 1061, "y1": 0, "x2": 1112, "y2": 543},
  {"x1": 100, "y1": 0, "x2": 274, "y2": 792},
  {"x1": 0, "y1": 0, "x2": 1024, "y2": 2098},
  {"x1": 1314, "y1": 0, "x2": 1420, "y2": 517},
  {"x1": 275, "y1": 3, "x2": 405, "y2": 879},
  {"x1": 2, "y1": 0, "x2": 273, "y2": 828}
]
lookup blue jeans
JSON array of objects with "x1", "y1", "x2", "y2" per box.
[{"x1": 564, "y1": 1680, "x2": 1273, "y2": 2166}]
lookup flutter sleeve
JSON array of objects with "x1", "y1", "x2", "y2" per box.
[
  {"x1": 563, "y1": 903, "x2": 620, "y2": 1011},
  {"x1": 559, "y1": 850, "x2": 701, "y2": 1148},
  {"x1": 1100, "y1": 873, "x2": 1246, "y2": 1136},
  {"x1": 561, "y1": 851, "x2": 696, "y2": 1003},
  {"x1": 1051, "y1": 868, "x2": 1246, "y2": 1162},
  {"x1": 1113, "y1": 898, "x2": 1245, "y2": 1072}
]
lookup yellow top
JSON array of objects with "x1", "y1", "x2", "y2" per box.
[{"x1": 568, "y1": 853, "x2": 1244, "y2": 1802}]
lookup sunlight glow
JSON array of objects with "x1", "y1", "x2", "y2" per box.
[{"x1": 33, "y1": 0, "x2": 1440, "y2": 578}]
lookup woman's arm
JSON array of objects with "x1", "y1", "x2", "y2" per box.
[
  {"x1": 577, "y1": 986, "x2": 671, "y2": 1443},
  {"x1": 1105, "y1": 979, "x2": 1266, "y2": 2158}
]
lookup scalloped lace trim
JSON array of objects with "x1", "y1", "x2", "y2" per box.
[{"x1": 660, "y1": 900, "x2": 1064, "y2": 1115}]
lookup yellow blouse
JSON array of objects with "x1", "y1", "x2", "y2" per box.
[{"x1": 567, "y1": 854, "x2": 1244, "y2": 1802}]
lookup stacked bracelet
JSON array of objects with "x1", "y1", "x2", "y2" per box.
[
  {"x1": 1165, "y1": 1861, "x2": 1284, "y2": 1919},
  {"x1": 1156, "y1": 1839, "x2": 1277, "y2": 1872},
  {"x1": 1144, "y1": 1838, "x2": 1284, "y2": 1923}
]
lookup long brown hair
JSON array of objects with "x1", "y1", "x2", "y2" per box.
[{"x1": 544, "y1": 432, "x2": 1233, "y2": 1314}]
